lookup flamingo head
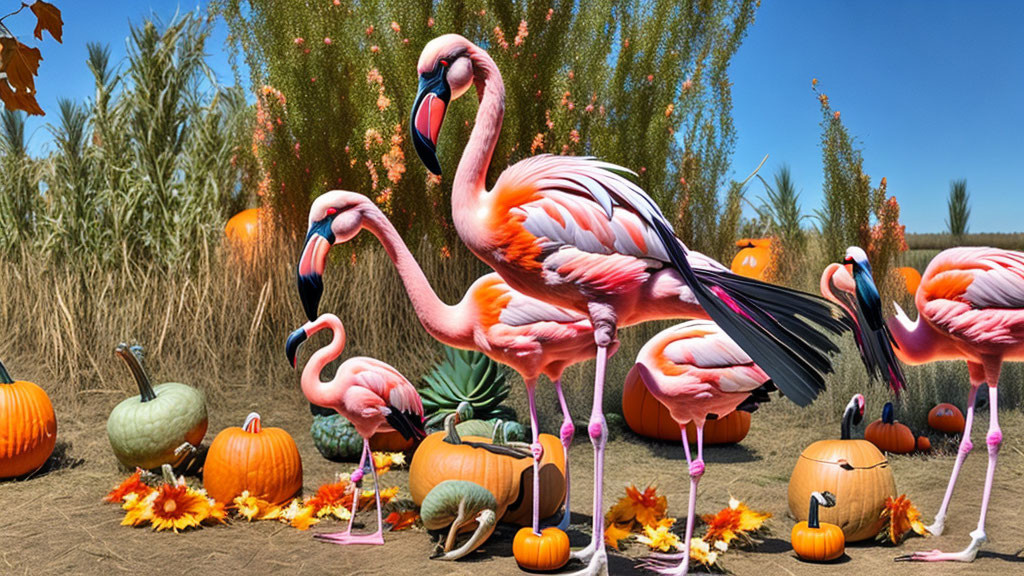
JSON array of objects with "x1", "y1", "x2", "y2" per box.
[
  {"x1": 411, "y1": 34, "x2": 478, "y2": 175},
  {"x1": 297, "y1": 191, "x2": 372, "y2": 321},
  {"x1": 842, "y1": 246, "x2": 872, "y2": 275},
  {"x1": 285, "y1": 313, "x2": 345, "y2": 369},
  {"x1": 285, "y1": 325, "x2": 308, "y2": 369}
]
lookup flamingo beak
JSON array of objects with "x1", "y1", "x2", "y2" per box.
[
  {"x1": 410, "y1": 65, "x2": 450, "y2": 176},
  {"x1": 297, "y1": 217, "x2": 335, "y2": 322},
  {"x1": 285, "y1": 326, "x2": 309, "y2": 368}
]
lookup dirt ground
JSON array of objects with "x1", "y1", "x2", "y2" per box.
[{"x1": 2, "y1": 392, "x2": 1023, "y2": 576}]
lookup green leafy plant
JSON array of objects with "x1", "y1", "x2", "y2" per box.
[
  {"x1": 420, "y1": 347, "x2": 512, "y2": 429},
  {"x1": 756, "y1": 164, "x2": 807, "y2": 282},
  {"x1": 946, "y1": 179, "x2": 970, "y2": 240}
]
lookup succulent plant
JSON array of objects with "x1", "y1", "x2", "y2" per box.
[
  {"x1": 420, "y1": 348, "x2": 514, "y2": 429},
  {"x1": 309, "y1": 403, "x2": 362, "y2": 461}
]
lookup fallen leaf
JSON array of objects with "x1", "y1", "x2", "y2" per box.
[
  {"x1": 604, "y1": 520, "x2": 633, "y2": 549},
  {"x1": 385, "y1": 510, "x2": 419, "y2": 531},
  {"x1": 30, "y1": 1, "x2": 63, "y2": 43}
]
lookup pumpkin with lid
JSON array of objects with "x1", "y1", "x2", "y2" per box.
[{"x1": 788, "y1": 394, "x2": 896, "y2": 542}]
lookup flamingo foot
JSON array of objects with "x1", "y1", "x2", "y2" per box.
[
  {"x1": 637, "y1": 552, "x2": 689, "y2": 576},
  {"x1": 895, "y1": 529, "x2": 986, "y2": 562},
  {"x1": 925, "y1": 517, "x2": 945, "y2": 536},
  {"x1": 313, "y1": 530, "x2": 385, "y2": 546},
  {"x1": 571, "y1": 540, "x2": 597, "y2": 563},
  {"x1": 565, "y1": 547, "x2": 608, "y2": 576}
]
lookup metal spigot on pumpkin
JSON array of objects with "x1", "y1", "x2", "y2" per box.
[
  {"x1": 788, "y1": 394, "x2": 896, "y2": 542},
  {"x1": 107, "y1": 344, "x2": 208, "y2": 470}
]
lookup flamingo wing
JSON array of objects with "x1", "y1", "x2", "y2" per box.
[
  {"x1": 349, "y1": 359, "x2": 426, "y2": 439},
  {"x1": 922, "y1": 248, "x2": 1024, "y2": 346},
  {"x1": 492, "y1": 155, "x2": 851, "y2": 406}
]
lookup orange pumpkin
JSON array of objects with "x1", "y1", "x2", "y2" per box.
[
  {"x1": 788, "y1": 395, "x2": 896, "y2": 542},
  {"x1": 0, "y1": 359, "x2": 57, "y2": 479},
  {"x1": 897, "y1": 267, "x2": 922, "y2": 295},
  {"x1": 622, "y1": 368, "x2": 751, "y2": 444},
  {"x1": 928, "y1": 403, "x2": 965, "y2": 434},
  {"x1": 864, "y1": 403, "x2": 915, "y2": 454},
  {"x1": 513, "y1": 527, "x2": 570, "y2": 571},
  {"x1": 203, "y1": 412, "x2": 302, "y2": 505},
  {"x1": 791, "y1": 491, "x2": 845, "y2": 562},
  {"x1": 730, "y1": 238, "x2": 774, "y2": 280},
  {"x1": 916, "y1": 435, "x2": 931, "y2": 452},
  {"x1": 369, "y1": 429, "x2": 417, "y2": 452},
  {"x1": 408, "y1": 414, "x2": 565, "y2": 526},
  {"x1": 224, "y1": 208, "x2": 263, "y2": 246}
]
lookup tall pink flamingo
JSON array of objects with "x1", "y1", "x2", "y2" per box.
[
  {"x1": 286, "y1": 313, "x2": 426, "y2": 546},
  {"x1": 296, "y1": 190, "x2": 606, "y2": 535},
  {"x1": 628, "y1": 320, "x2": 773, "y2": 575},
  {"x1": 406, "y1": 33, "x2": 854, "y2": 574},
  {"x1": 822, "y1": 246, "x2": 1024, "y2": 562}
]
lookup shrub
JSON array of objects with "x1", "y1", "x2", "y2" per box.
[{"x1": 946, "y1": 179, "x2": 970, "y2": 240}]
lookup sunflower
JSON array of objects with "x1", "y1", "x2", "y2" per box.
[
  {"x1": 105, "y1": 469, "x2": 154, "y2": 503},
  {"x1": 879, "y1": 494, "x2": 927, "y2": 545},
  {"x1": 701, "y1": 498, "x2": 771, "y2": 547},
  {"x1": 148, "y1": 484, "x2": 212, "y2": 532},
  {"x1": 606, "y1": 484, "x2": 668, "y2": 528}
]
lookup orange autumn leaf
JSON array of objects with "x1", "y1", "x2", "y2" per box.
[
  {"x1": 304, "y1": 478, "x2": 354, "y2": 519},
  {"x1": 878, "y1": 494, "x2": 927, "y2": 545},
  {"x1": 701, "y1": 497, "x2": 771, "y2": 546},
  {"x1": 606, "y1": 484, "x2": 667, "y2": 528},
  {"x1": 30, "y1": 1, "x2": 63, "y2": 43},
  {"x1": 104, "y1": 469, "x2": 154, "y2": 503},
  {"x1": 385, "y1": 510, "x2": 419, "y2": 531},
  {"x1": 0, "y1": 38, "x2": 42, "y2": 93},
  {"x1": 0, "y1": 80, "x2": 43, "y2": 115},
  {"x1": 604, "y1": 520, "x2": 634, "y2": 549}
]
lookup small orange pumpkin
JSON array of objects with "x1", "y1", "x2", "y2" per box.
[
  {"x1": 622, "y1": 369, "x2": 751, "y2": 444},
  {"x1": 0, "y1": 359, "x2": 57, "y2": 479},
  {"x1": 788, "y1": 395, "x2": 896, "y2": 541},
  {"x1": 369, "y1": 429, "x2": 417, "y2": 452},
  {"x1": 513, "y1": 526, "x2": 570, "y2": 571},
  {"x1": 928, "y1": 403, "x2": 965, "y2": 434},
  {"x1": 897, "y1": 267, "x2": 922, "y2": 295},
  {"x1": 730, "y1": 238, "x2": 774, "y2": 280},
  {"x1": 792, "y1": 491, "x2": 845, "y2": 562},
  {"x1": 916, "y1": 435, "x2": 931, "y2": 452},
  {"x1": 203, "y1": 412, "x2": 303, "y2": 505},
  {"x1": 224, "y1": 208, "x2": 263, "y2": 246},
  {"x1": 865, "y1": 402, "x2": 915, "y2": 454}
]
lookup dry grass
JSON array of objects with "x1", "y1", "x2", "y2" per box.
[{"x1": 906, "y1": 233, "x2": 1024, "y2": 251}]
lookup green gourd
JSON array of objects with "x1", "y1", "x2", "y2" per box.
[
  {"x1": 422, "y1": 480, "x2": 499, "y2": 560},
  {"x1": 310, "y1": 412, "x2": 363, "y2": 461},
  {"x1": 107, "y1": 344, "x2": 208, "y2": 470}
]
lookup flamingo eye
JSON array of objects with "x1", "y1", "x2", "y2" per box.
[
  {"x1": 440, "y1": 59, "x2": 449, "y2": 67},
  {"x1": 325, "y1": 207, "x2": 338, "y2": 217}
]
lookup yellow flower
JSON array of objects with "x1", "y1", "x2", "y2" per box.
[
  {"x1": 636, "y1": 518, "x2": 682, "y2": 552},
  {"x1": 280, "y1": 499, "x2": 320, "y2": 531},
  {"x1": 233, "y1": 491, "x2": 281, "y2": 521},
  {"x1": 121, "y1": 492, "x2": 154, "y2": 526},
  {"x1": 689, "y1": 537, "x2": 724, "y2": 567},
  {"x1": 372, "y1": 451, "x2": 407, "y2": 474},
  {"x1": 148, "y1": 484, "x2": 211, "y2": 532},
  {"x1": 701, "y1": 497, "x2": 771, "y2": 546}
]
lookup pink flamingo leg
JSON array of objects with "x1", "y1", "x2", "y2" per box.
[
  {"x1": 526, "y1": 381, "x2": 543, "y2": 535},
  {"x1": 904, "y1": 371, "x2": 1001, "y2": 562},
  {"x1": 552, "y1": 378, "x2": 574, "y2": 531},
  {"x1": 315, "y1": 439, "x2": 385, "y2": 546},
  {"x1": 925, "y1": 367, "x2": 982, "y2": 536},
  {"x1": 568, "y1": 344, "x2": 610, "y2": 575},
  {"x1": 639, "y1": 425, "x2": 705, "y2": 575}
]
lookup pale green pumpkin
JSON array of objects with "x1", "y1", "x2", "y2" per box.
[{"x1": 107, "y1": 344, "x2": 208, "y2": 470}]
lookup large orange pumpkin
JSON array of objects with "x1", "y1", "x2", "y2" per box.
[
  {"x1": 622, "y1": 370, "x2": 751, "y2": 444},
  {"x1": 203, "y1": 412, "x2": 303, "y2": 505},
  {"x1": 788, "y1": 395, "x2": 896, "y2": 542},
  {"x1": 730, "y1": 238, "x2": 774, "y2": 280},
  {"x1": 928, "y1": 403, "x2": 965, "y2": 434},
  {"x1": 897, "y1": 267, "x2": 922, "y2": 295},
  {"x1": 0, "y1": 359, "x2": 57, "y2": 479},
  {"x1": 409, "y1": 415, "x2": 565, "y2": 526},
  {"x1": 369, "y1": 429, "x2": 417, "y2": 452},
  {"x1": 864, "y1": 402, "x2": 915, "y2": 454}
]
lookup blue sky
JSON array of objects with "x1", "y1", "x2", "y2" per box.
[{"x1": 13, "y1": 1, "x2": 1024, "y2": 233}]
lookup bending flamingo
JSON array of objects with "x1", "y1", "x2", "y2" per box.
[
  {"x1": 822, "y1": 246, "x2": 1024, "y2": 562},
  {"x1": 285, "y1": 313, "x2": 426, "y2": 545},
  {"x1": 629, "y1": 320, "x2": 773, "y2": 575},
  {"x1": 403, "y1": 33, "x2": 854, "y2": 575},
  {"x1": 297, "y1": 190, "x2": 604, "y2": 535}
]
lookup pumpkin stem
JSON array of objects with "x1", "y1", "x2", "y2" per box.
[
  {"x1": 160, "y1": 463, "x2": 179, "y2": 485},
  {"x1": 115, "y1": 343, "x2": 156, "y2": 402},
  {"x1": 0, "y1": 358, "x2": 12, "y2": 384},
  {"x1": 244, "y1": 412, "x2": 262, "y2": 434},
  {"x1": 808, "y1": 491, "x2": 836, "y2": 529},
  {"x1": 443, "y1": 412, "x2": 463, "y2": 445},
  {"x1": 882, "y1": 402, "x2": 895, "y2": 424},
  {"x1": 841, "y1": 394, "x2": 864, "y2": 440}
]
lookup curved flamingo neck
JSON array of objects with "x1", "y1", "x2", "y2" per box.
[
  {"x1": 452, "y1": 46, "x2": 504, "y2": 229},
  {"x1": 360, "y1": 204, "x2": 473, "y2": 348},
  {"x1": 888, "y1": 304, "x2": 957, "y2": 365},
  {"x1": 301, "y1": 316, "x2": 348, "y2": 408}
]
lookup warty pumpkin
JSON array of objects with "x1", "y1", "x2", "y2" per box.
[
  {"x1": 408, "y1": 413, "x2": 565, "y2": 527},
  {"x1": 0, "y1": 358, "x2": 57, "y2": 479},
  {"x1": 928, "y1": 403, "x2": 965, "y2": 434},
  {"x1": 792, "y1": 491, "x2": 845, "y2": 562},
  {"x1": 203, "y1": 412, "x2": 303, "y2": 505},
  {"x1": 865, "y1": 402, "x2": 915, "y2": 454},
  {"x1": 622, "y1": 368, "x2": 752, "y2": 444},
  {"x1": 107, "y1": 344, "x2": 207, "y2": 470},
  {"x1": 513, "y1": 526, "x2": 571, "y2": 571},
  {"x1": 788, "y1": 394, "x2": 896, "y2": 542}
]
